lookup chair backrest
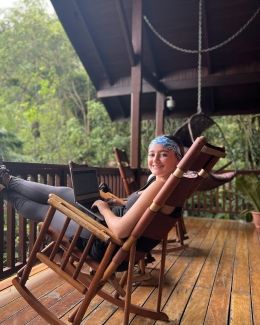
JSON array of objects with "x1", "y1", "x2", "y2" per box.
[{"x1": 114, "y1": 147, "x2": 138, "y2": 196}]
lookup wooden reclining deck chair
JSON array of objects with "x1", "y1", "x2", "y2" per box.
[
  {"x1": 12, "y1": 136, "x2": 225, "y2": 325},
  {"x1": 114, "y1": 147, "x2": 186, "y2": 251}
]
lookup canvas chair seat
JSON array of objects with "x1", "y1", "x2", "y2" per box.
[
  {"x1": 12, "y1": 136, "x2": 226, "y2": 325},
  {"x1": 197, "y1": 170, "x2": 237, "y2": 191}
]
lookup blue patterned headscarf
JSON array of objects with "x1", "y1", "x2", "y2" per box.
[{"x1": 149, "y1": 135, "x2": 182, "y2": 160}]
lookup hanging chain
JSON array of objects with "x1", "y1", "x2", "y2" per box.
[
  {"x1": 143, "y1": 6, "x2": 260, "y2": 54},
  {"x1": 197, "y1": 0, "x2": 202, "y2": 114}
]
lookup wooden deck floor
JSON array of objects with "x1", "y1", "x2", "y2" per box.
[{"x1": 0, "y1": 217, "x2": 260, "y2": 325}]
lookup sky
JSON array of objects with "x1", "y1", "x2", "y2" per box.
[
  {"x1": 0, "y1": 0, "x2": 54, "y2": 13},
  {"x1": 0, "y1": 0, "x2": 18, "y2": 9}
]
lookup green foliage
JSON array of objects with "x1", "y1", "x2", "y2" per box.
[
  {"x1": 0, "y1": 128, "x2": 23, "y2": 160},
  {"x1": 0, "y1": 0, "x2": 93, "y2": 163},
  {"x1": 236, "y1": 175, "x2": 260, "y2": 212},
  {"x1": 84, "y1": 101, "x2": 130, "y2": 166},
  {"x1": 0, "y1": 0, "x2": 259, "y2": 170},
  {"x1": 202, "y1": 115, "x2": 260, "y2": 169}
]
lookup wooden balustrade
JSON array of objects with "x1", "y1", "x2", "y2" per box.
[
  {"x1": 0, "y1": 162, "x2": 125, "y2": 280},
  {"x1": 0, "y1": 162, "x2": 259, "y2": 279},
  {"x1": 185, "y1": 170, "x2": 260, "y2": 218}
]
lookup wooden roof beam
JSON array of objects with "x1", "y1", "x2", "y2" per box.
[
  {"x1": 97, "y1": 71, "x2": 260, "y2": 98},
  {"x1": 72, "y1": 2, "x2": 114, "y2": 85},
  {"x1": 164, "y1": 71, "x2": 260, "y2": 89},
  {"x1": 143, "y1": 66, "x2": 168, "y2": 94},
  {"x1": 115, "y1": 0, "x2": 136, "y2": 66},
  {"x1": 143, "y1": 22, "x2": 161, "y2": 79}
]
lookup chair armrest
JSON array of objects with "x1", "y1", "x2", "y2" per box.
[{"x1": 48, "y1": 194, "x2": 123, "y2": 246}]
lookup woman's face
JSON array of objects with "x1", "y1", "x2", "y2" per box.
[{"x1": 147, "y1": 143, "x2": 179, "y2": 179}]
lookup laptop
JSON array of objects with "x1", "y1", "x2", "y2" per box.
[{"x1": 69, "y1": 162, "x2": 104, "y2": 221}]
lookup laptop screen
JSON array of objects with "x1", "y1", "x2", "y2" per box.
[{"x1": 70, "y1": 168, "x2": 100, "y2": 207}]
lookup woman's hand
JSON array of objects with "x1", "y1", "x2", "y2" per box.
[{"x1": 92, "y1": 199, "x2": 110, "y2": 213}]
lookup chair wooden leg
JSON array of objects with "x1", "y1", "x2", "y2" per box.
[
  {"x1": 71, "y1": 243, "x2": 117, "y2": 324},
  {"x1": 114, "y1": 271, "x2": 128, "y2": 299},
  {"x1": 20, "y1": 206, "x2": 56, "y2": 285},
  {"x1": 157, "y1": 236, "x2": 167, "y2": 311},
  {"x1": 175, "y1": 217, "x2": 189, "y2": 243},
  {"x1": 131, "y1": 257, "x2": 152, "y2": 283},
  {"x1": 152, "y1": 217, "x2": 188, "y2": 254},
  {"x1": 124, "y1": 243, "x2": 136, "y2": 325}
]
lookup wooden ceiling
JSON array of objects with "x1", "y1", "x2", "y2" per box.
[{"x1": 51, "y1": 0, "x2": 260, "y2": 121}]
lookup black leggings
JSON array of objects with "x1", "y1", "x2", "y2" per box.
[{"x1": 5, "y1": 177, "x2": 90, "y2": 238}]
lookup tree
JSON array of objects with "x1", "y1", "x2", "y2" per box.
[
  {"x1": 0, "y1": 128, "x2": 23, "y2": 161},
  {"x1": 0, "y1": 0, "x2": 259, "y2": 169},
  {"x1": 0, "y1": 0, "x2": 95, "y2": 163}
]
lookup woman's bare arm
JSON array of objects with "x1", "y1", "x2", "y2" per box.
[{"x1": 93, "y1": 178, "x2": 165, "y2": 239}]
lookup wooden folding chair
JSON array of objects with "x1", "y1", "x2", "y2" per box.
[
  {"x1": 69, "y1": 160, "x2": 147, "y2": 279},
  {"x1": 114, "y1": 147, "x2": 138, "y2": 196},
  {"x1": 12, "y1": 136, "x2": 225, "y2": 324}
]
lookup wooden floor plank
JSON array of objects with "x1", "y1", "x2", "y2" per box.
[
  {"x1": 230, "y1": 222, "x2": 252, "y2": 325},
  {"x1": 128, "y1": 219, "x2": 212, "y2": 325},
  {"x1": 204, "y1": 221, "x2": 238, "y2": 325},
  {"x1": 0, "y1": 269, "x2": 64, "y2": 322},
  {"x1": 180, "y1": 220, "x2": 232, "y2": 324},
  {"x1": 246, "y1": 225, "x2": 260, "y2": 325},
  {"x1": 0, "y1": 218, "x2": 259, "y2": 325},
  {"x1": 154, "y1": 219, "x2": 219, "y2": 324},
  {"x1": 0, "y1": 267, "x2": 55, "y2": 308},
  {"x1": 0, "y1": 263, "x2": 48, "y2": 292},
  {"x1": 230, "y1": 293, "x2": 252, "y2": 325},
  {"x1": 4, "y1": 281, "x2": 76, "y2": 324}
]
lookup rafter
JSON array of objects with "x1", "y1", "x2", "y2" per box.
[
  {"x1": 115, "y1": 0, "x2": 136, "y2": 66},
  {"x1": 164, "y1": 71, "x2": 260, "y2": 89},
  {"x1": 72, "y1": 2, "x2": 113, "y2": 85},
  {"x1": 143, "y1": 22, "x2": 161, "y2": 79},
  {"x1": 143, "y1": 66, "x2": 168, "y2": 94},
  {"x1": 97, "y1": 71, "x2": 260, "y2": 98}
]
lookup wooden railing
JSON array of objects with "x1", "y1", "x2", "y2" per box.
[
  {"x1": 0, "y1": 162, "x2": 151, "y2": 280},
  {"x1": 0, "y1": 161, "x2": 259, "y2": 279},
  {"x1": 0, "y1": 162, "x2": 125, "y2": 280},
  {"x1": 185, "y1": 170, "x2": 260, "y2": 218}
]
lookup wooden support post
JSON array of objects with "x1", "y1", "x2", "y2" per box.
[
  {"x1": 130, "y1": 0, "x2": 143, "y2": 168},
  {"x1": 155, "y1": 92, "x2": 165, "y2": 136}
]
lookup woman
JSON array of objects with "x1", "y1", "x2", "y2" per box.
[{"x1": 0, "y1": 135, "x2": 182, "y2": 247}]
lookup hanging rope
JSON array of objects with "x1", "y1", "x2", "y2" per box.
[
  {"x1": 169, "y1": 0, "x2": 238, "y2": 169},
  {"x1": 197, "y1": 0, "x2": 202, "y2": 114},
  {"x1": 188, "y1": 0, "x2": 203, "y2": 142},
  {"x1": 143, "y1": 6, "x2": 260, "y2": 54}
]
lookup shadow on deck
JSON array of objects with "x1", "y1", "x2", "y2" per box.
[{"x1": 0, "y1": 217, "x2": 260, "y2": 324}]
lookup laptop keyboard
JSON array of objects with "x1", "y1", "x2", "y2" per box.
[{"x1": 76, "y1": 203, "x2": 105, "y2": 222}]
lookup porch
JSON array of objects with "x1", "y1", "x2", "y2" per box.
[
  {"x1": 1, "y1": 162, "x2": 259, "y2": 281},
  {"x1": 1, "y1": 216, "x2": 259, "y2": 324}
]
